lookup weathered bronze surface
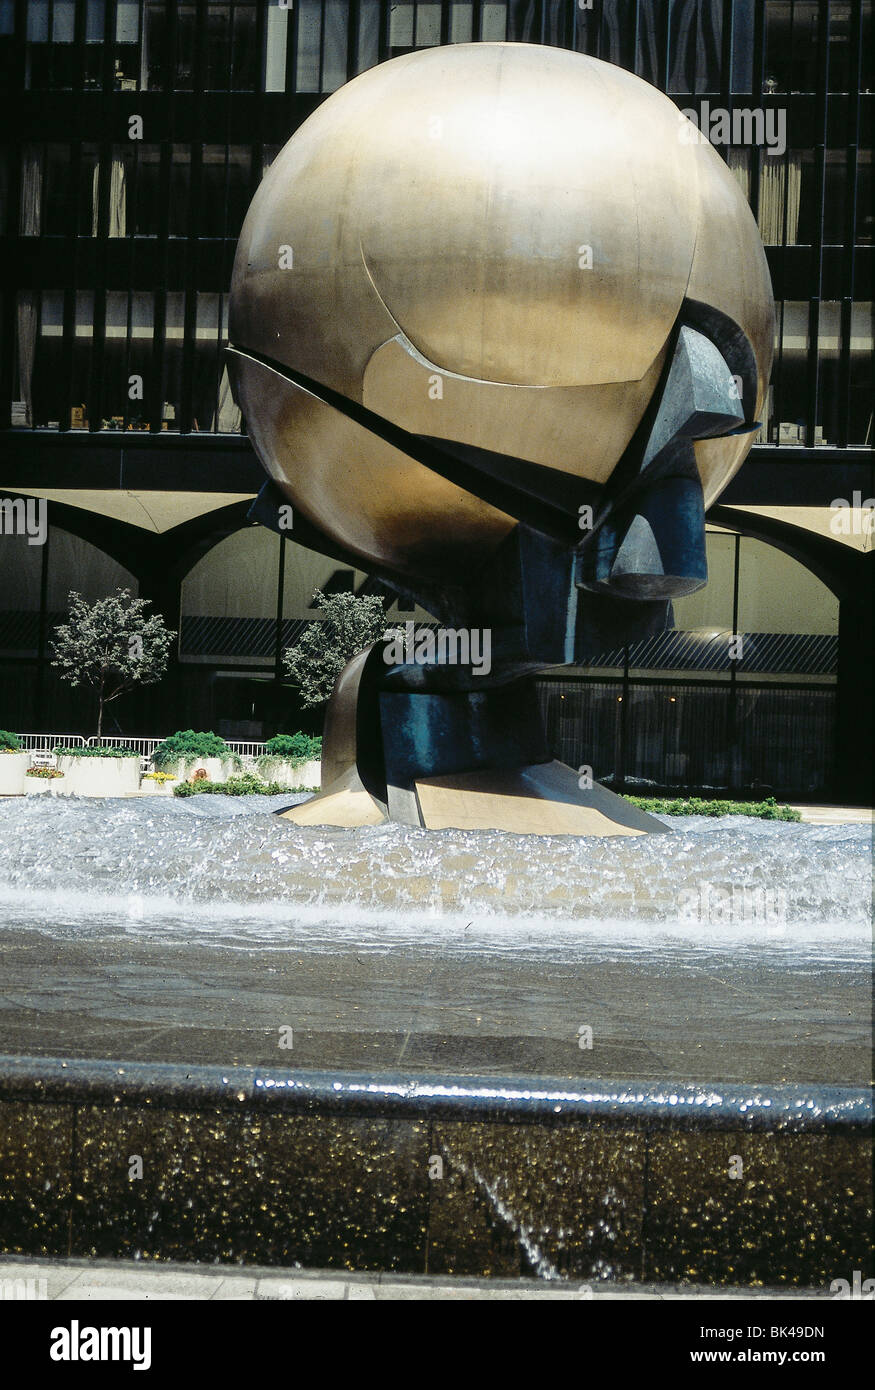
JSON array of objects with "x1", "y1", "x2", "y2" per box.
[{"x1": 229, "y1": 44, "x2": 775, "y2": 832}]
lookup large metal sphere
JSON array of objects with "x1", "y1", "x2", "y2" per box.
[{"x1": 229, "y1": 43, "x2": 773, "y2": 588}]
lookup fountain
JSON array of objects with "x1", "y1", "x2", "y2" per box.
[{"x1": 0, "y1": 46, "x2": 869, "y2": 1291}]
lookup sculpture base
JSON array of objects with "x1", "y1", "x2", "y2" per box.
[{"x1": 279, "y1": 759, "x2": 663, "y2": 836}]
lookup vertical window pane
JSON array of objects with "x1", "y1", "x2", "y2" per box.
[
  {"x1": 133, "y1": 145, "x2": 161, "y2": 236},
  {"x1": 43, "y1": 144, "x2": 73, "y2": 236},
  {"x1": 176, "y1": 5, "x2": 196, "y2": 88},
  {"x1": 194, "y1": 293, "x2": 221, "y2": 431},
  {"x1": 116, "y1": 0, "x2": 140, "y2": 43},
  {"x1": 357, "y1": 0, "x2": 380, "y2": 72},
  {"x1": 216, "y1": 297, "x2": 241, "y2": 431},
  {"x1": 389, "y1": 2, "x2": 414, "y2": 49},
  {"x1": 765, "y1": 0, "x2": 819, "y2": 93},
  {"x1": 264, "y1": 3, "x2": 289, "y2": 90},
  {"x1": 169, "y1": 145, "x2": 191, "y2": 236},
  {"x1": 773, "y1": 301, "x2": 808, "y2": 444},
  {"x1": 86, "y1": 0, "x2": 105, "y2": 43},
  {"x1": 482, "y1": 4, "x2": 508, "y2": 41},
  {"x1": 206, "y1": 3, "x2": 231, "y2": 90},
  {"x1": 108, "y1": 147, "x2": 132, "y2": 237},
  {"x1": 143, "y1": 0, "x2": 167, "y2": 89},
  {"x1": 127, "y1": 292, "x2": 154, "y2": 430},
  {"x1": 27, "y1": 1, "x2": 49, "y2": 42},
  {"x1": 20, "y1": 145, "x2": 43, "y2": 236},
  {"x1": 416, "y1": 4, "x2": 443, "y2": 46},
  {"x1": 731, "y1": 0, "x2": 754, "y2": 92},
  {"x1": 668, "y1": 0, "x2": 723, "y2": 93},
  {"x1": 102, "y1": 292, "x2": 129, "y2": 428},
  {"x1": 35, "y1": 291, "x2": 64, "y2": 429},
  {"x1": 322, "y1": 0, "x2": 348, "y2": 91},
  {"x1": 199, "y1": 145, "x2": 227, "y2": 236},
  {"x1": 115, "y1": 0, "x2": 141, "y2": 88},
  {"x1": 450, "y1": 3, "x2": 473, "y2": 43},
  {"x1": 232, "y1": 1, "x2": 257, "y2": 89},
  {"x1": 296, "y1": 0, "x2": 321, "y2": 92},
  {"x1": 14, "y1": 291, "x2": 39, "y2": 427},
  {"x1": 79, "y1": 143, "x2": 101, "y2": 236},
  {"x1": 52, "y1": 0, "x2": 75, "y2": 43},
  {"x1": 71, "y1": 292, "x2": 94, "y2": 429},
  {"x1": 225, "y1": 145, "x2": 251, "y2": 238},
  {"x1": 161, "y1": 292, "x2": 185, "y2": 432},
  {"x1": 849, "y1": 303, "x2": 873, "y2": 446}
]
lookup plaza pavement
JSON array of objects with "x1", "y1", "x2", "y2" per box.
[{"x1": 0, "y1": 1256, "x2": 834, "y2": 1301}]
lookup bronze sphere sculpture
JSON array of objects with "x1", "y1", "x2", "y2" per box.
[{"x1": 228, "y1": 43, "x2": 774, "y2": 834}]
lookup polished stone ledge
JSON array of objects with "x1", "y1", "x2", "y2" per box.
[{"x1": 0, "y1": 1055, "x2": 870, "y2": 1132}]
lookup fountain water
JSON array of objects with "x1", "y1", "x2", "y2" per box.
[{"x1": 0, "y1": 795, "x2": 870, "y2": 1283}]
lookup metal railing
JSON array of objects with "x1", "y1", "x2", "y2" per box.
[
  {"x1": 14, "y1": 735, "x2": 278, "y2": 775},
  {"x1": 16, "y1": 733, "x2": 86, "y2": 750}
]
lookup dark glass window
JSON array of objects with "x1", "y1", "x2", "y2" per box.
[
  {"x1": 206, "y1": 3, "x2": 231, "y2": 90},
  {"x1": 193, "y1": 292, "x2": 221, "y2": 430},
  {"x1": 114, "y1": 0, "x2": 141, "y2": 90},
  {"x1": 84, "y1": 0, "x2": 106, "y2": 89},
  {"x1": 43, "y1": 145, "x2": 75, "y2": 236},
  {"x1": 169, "y1": 145, "x2": 191, "y2": 237},
  {"x1": 144, "y1": 0, "x2": 168, "y2": 90},
  {"x1": 33, "y1": 290, "x2": 65, "y2": 430},
  {"x1": 176, "y1": 5, "x2": 196, "y2": 89},
  {"x1": 225, "y1": 146, "x2": 252, "y2": 238},
  {"x1": 231, "y1": 1, "x2": 257, "y2": 90},
  {"x1": 199, "y1": 146, "x2": 227, "y2": 237},
  {"x1": 133, "y1": 145, "x2": 162, "y2": 237},
  {"x1": 78, "y1": 143, "x2": 101, "y2": 236},
  {"x1": 160, "y1": 292, "x2": 185, "y2": 432},
  {"x1": 669, "y1": 0, "x2": 724, "y2": 93},
  {"x1": 764, "y1": 0, "x2": 819, "y2": 93},
  {"x1": 71, "y1": 291, "x2": 94, "y2": 429}
]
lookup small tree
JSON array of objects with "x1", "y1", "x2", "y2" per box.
[
  {"x1": 282, "y1": 588, "x2": 395, "y2": 709},
  {"x1": 51, "y1": 589, "x2": 176, "y2": 738}
]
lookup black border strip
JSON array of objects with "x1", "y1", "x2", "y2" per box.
[{"x1": 0, "y1": 1056, "x2": 869, "y2": 1132}]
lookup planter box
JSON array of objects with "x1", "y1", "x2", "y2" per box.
[
  {"x1": 157, "y1": 757, "x2": 237, "y2": 784},
  {"x1": 140, "y1": 778, "x2": 178, "y2": 797},
  {"x1": 24, "y1": 775, "x2": 66, "y2": 797},
  {"x1": 0, "y1": 752, "x2": 30, "y2": 796},
  {"x1": 254, "y1": 758, "x2": 322, "y2": 789},
  {"x1": 56, "y1": 755, "x2": 141, "y2": 797}
]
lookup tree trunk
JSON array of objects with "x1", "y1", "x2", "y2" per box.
[{"x1": 97, "y1": 686, "x2": 104, "y2": 740}]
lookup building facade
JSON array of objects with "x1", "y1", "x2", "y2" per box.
[{"x1": 1, "y1": 0, "x2": 872, "y2": 798}]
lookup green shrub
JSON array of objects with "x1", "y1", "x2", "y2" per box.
[
  {"x1": 0, "y1": 731, "x2": 22, "y2": 751},
  {"x1": 624, "y1": 794, "x2": 801, "y2": 822},
  {"x1": 54, "y1": 744, "x2": 140, "y2": 758},
  {"x1": 174, "y1": 774, "x2": 317, "y2": 798},
  {"x1": 152, "y1": 730, "x2": 233, "y2": 769},
  {"x1": 263, "y1": 733, "x2": 322, "y2": 761}
]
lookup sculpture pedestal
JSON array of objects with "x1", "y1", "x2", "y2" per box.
[{"x1": 278, "y1": 646, "x2": 666, "y2": 837}]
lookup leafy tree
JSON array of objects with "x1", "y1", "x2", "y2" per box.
[
  {"x1": 282, "y1": 589, "x2": 396, "y2": 708},
  {"x1": 50, "y1": 589, "x2": 176, "y2": 738}
]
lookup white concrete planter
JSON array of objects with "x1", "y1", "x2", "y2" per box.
[
  {"x1": 159, "y1": 757, "x2": 237, "y2": 784},
  {"x1": 0, "y1": 752, "x2": 30, "y2": 795},
  {"x1": 56, "y1": 755, "x2": 141, "y2": 797},
  {"x1": 254, "y1": 757, "x2": 322, "y2": 789},
  {"x1": 140, "y1": 777, "x2": 178, "y2": 797},
  {"x1": 24, "y1": 774, "x2": 66, "y2": 796}
]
